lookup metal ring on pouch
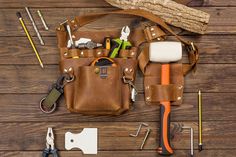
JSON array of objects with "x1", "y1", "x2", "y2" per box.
[{"x1": 65, "y1": 75, "x2": 74, "y2": 83}]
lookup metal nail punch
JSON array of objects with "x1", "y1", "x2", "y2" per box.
[{"x1": 182, "y1": 126, "x2": 194, "y2": 157}]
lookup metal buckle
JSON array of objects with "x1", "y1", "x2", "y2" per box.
[
  {"x1": 100, "y1": 66, "x2": 108, "y2": 79},
  {"x1": 190, "y1": 42, "x2": 196, "y2": 52},
  {"x1": 186, "y1": 41, "x2": 196, "y2": 52}
]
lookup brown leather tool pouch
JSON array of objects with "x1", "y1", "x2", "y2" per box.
[
  {"x1": 59, "y1": 56, "x2": 137, "y2": 115},
  {"x1": 56, "y1": 9, "x2": 199, "y2": 114}
]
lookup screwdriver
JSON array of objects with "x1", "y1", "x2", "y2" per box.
[
  {"x1": 16, "y1": 12, "x2": 44, "y2": 68},
  {"x1": 198, "y1": 90, "x2": 203, "y2": 151}
]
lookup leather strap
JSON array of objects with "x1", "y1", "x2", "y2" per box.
[
  {"x1": 145, "y1": 84, "x2": 183, "y2": 102},
  {"x1": 138, "y1": 43, "x2": 198, "y2": 75},
  {"x1": 74, "y1": 9, "x2": 191, "y2": 45},
  {"x1": 73, "y1": 9, "x2": 199, "y2": 74},
  {"x1": 62, "y1": 47, "x2": 138, "y2": 59},
  {"x1": 59, "y1": 9, "x2": 198, "y2": 74}
]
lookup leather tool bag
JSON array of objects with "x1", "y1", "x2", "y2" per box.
[{"x1": 56, "y1": 9, "x2": 199, "y2": 115}]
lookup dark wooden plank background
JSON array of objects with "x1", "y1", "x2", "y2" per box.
[{"x1": 0, "y1": 0, "x2": 235, "y2": 157}]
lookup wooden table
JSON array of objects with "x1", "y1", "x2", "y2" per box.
[{"x1": 0, "y1": 0, "x2": 235, "y2": 156}]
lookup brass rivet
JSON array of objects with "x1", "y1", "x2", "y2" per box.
[
  {"x1": 129, "y1": 69, "x2": 133, "y2": 72},
  {"x1": 64, "y1": 52, "x2": 68, "y2": 56},
  {"x1": 71, "y1": 20, "x2": 75, "y2": 23},
  {"x1": 72, "y1": 35, "x2": 76, "y2": 39},
  {"x1": 146, "y1": 86, "x2": 150, "y2": 90},
  {"x1": 97, "y1": 52, "x2": 101, "y2": 55},
  {"x1": 178, "y1": 86, "x2": 183, "y2": 89},
  {"x1": 146, "y1": 97, "x2": 151, "y2": 101},
  {"x1": 150, "y1": 27, "x2": 154, "y2": 31},
  {"x1": 81, "y1": 51, "x2": 84, "y2": 55},
  {"x1": 94, "y1": 68, "x2": 100, "y2": 74},
  {"x1": 68, "y1": 67, "x2": 72, "y2": 72},
  {"x1": 131, "y1": 52, "x2": 134, "y2": 55},
  {"x1": 177, "y1": 97, "x2": 182, "y2": 100},
  {"x1": 125, "y1": 68, "x2": 129, "y2": 72},
  {"x1": 152, "y1": 33, "x2": 156, "y2": 36}
]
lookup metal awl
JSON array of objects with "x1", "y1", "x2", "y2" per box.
[
  {"x1": 37, "y1": 10, "x2": 49, "y2": 31},
  {"x1": 25, "y1": 7, "x2": 45, "y2": 45}
]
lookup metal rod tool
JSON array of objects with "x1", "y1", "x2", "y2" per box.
[
  {"x1": 16, "y1": 12, "x2": 44, "y2": 68},
  {"x1": 198, "y1": 90, "x2": 203, "y2": 151},
  {"x1": 66, "y1": 24, "x2": 75, "y2": 48},
  {"x1": 25, "y1": 7, "x2": 45, "y2": 45},
  {"x1": 129, "y1": 123, "x2": 151, "y2": 150},
  {"x1": 140, "y1": 128, "x2": 151, "y2": 150},
  {"x1": 129, "y1": 123, "x2": 149, "y2": 137},
  {"x1": 37, "y1": 10, "x2": 49, "y2": 31},
  {"x1": 182, "y1": 126, "x2": 194, "y2": 157}
]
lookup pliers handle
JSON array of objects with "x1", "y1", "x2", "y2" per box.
[
  {"x1": 121, "y1": 40, "x2": 132, "y2": 50},
  {"x1": 42, "y1": 148, "x2": 59, "y2": 157}
]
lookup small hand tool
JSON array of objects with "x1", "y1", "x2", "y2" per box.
[
  {"x1": 109, "y1": 26, "x2": 132, "y2": 58},
  {"x1": 37, "y1": 10, "x2": 49, "y2": 31},
  {"x1": 130, "y1": 123, "x2": 149, "y2": 137},
  {"x1": 16, "y1": 12, "x2": 44, "y2": 68},
  {"x1": 43, "y1": 128, "x2": 59, "y2": 157},
  {"x1": 66, "y1": 24, "x2": 75, "y2": 49},
  {"x1": 129, "y1": 123, "x2": 151, "y2": 150},
  {"x1": 104, "y1": 37, "x2": 111, "y2": 50},
  {"x1": 182, "y1": 126, "x2": 194, "y2": 157},
  {"x1": 25, "y1": 7, "x2": 45, "y2": 45},
  {"x1": 40, "y1": 73, "x2": 74, "y2": 113},
  {"x1": 149, "y1": 41, "x2": 183, "y2": 155},
  {"x1": 78, "y1": 41, "x2": 103, "y2": 49},
  {"x1": 140, "y1": 128, "x2": 151, "y2": 150},
  {"x1": 91, "y1": 57, "x2": 116, "y2": 67},
  {"x1": 123, "y1": 76, "x2": 138, "y2": 102},
  {"x1": 65, "y1": 128, "x2": 98, "y2": 154},
  {"x1": 198, "y1": 90, "x2": 203, "y2": 151}
]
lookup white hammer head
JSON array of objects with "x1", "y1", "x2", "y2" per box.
[
  {"x1": 149, "y1": 41, "x2": 182, "y2": 63},
  {"x1": 65, "y1": 128, "x2": 98, "y2": 154}
]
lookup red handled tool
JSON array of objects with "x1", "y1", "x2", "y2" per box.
[
  {"x1": 149, "y1": 41, "x2": 183, "y2": 156},
  {"x1": 158, "y1": 64, "x2": 173, "y2": 155}
]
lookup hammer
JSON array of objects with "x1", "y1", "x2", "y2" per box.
[{"x1": 149, "y1": 41, "x2": 182, "y2": 155}]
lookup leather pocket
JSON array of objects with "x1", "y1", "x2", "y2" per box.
[{"x1": 73, "y1": 66, "x2": 122, "y2": 113}]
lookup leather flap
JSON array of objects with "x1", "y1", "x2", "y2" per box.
[{"x1": 145, "y1": 84, "x2": 183, "y2": 103}]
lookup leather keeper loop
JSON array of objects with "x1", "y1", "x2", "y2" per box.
[
  {"x1": 144, "y1": 25, "x2": 166, "y2": 42},
  {"x1": 123, "y1": 67, "x2": 135, "y2": 81},
  {"x1": 145, "y1": 84, "x2": 183, "y2": 103},
  {"x1": 63, "y1": 47, "x2": 138, "y2": 59},
  {"x1": 63, "y1": 48, "x2": 110, "y2": 58},
  {"x1": 119, "y1": 47, "x2": 138, "y2": 58}
]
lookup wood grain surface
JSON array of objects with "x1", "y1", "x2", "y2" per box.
[{"x1": 0, "y1": 0, "x2": 235, "y2": 157}]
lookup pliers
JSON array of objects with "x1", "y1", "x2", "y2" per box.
[
  {"x1": 109, "y1": 26, "x2": 132, "y2": 58},
  {"x1": 42, "y1": 128, "x2": 59, "y2": 157}
]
